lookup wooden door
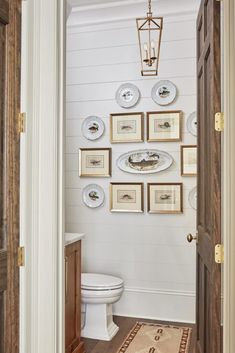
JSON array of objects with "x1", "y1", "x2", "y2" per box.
[
  {"x1": 0, "y1": 0, "x2": 21, "y2": 352},
  {"x1": 196, "y1": 0, "x2": 221, "y2": 352}
]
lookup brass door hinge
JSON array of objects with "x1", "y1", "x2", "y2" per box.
[
  {"x1": 215, "y1": 244, "x2": 224, "y2": 264},
  {"x1": 18, "y1": 112, "x2": 26, "y2": 133},
  {"x1": 18, "y1": 246, "x2": 25, "y2": 267},
  {"x1": 215, "y1": 112, "x2": 224, "y2": 132}
]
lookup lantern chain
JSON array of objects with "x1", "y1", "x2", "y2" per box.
[{"x1": 147, "y1": 0, "x2": 152, "y2": 16}]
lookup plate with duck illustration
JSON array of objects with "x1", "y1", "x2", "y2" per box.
[
  {"x1": 82, "y1": 116, "x2": 105, "y2": 141},
  {"x1": 117, "y1": 149, "x2": 174, "y2": 174},
  {"x1": 82, "y1": 184, "x2": 105, "y2": 208},
  {"x1": 151, "y1": 80, "x2": 177, "y2": 106},
  {"x1": 187, "y1": 111, "x2": 197, "y2": 136}
]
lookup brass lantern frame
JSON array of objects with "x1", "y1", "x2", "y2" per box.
[{"x1": 136, "y1": 1, "x2": 163, "y2": 76}]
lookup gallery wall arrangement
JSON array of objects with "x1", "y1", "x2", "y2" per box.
[
  {"x1": 79, "y1": 80, "x2": 198, "y2": 214},
  {"x1": 66, "y1": 6, "x2": 198, "y2": 321}
]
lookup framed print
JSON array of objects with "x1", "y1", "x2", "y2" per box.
[
  {"x1": 79, "y1": 148, "x2": 112, "y2": 177},
  {"x1": 110, "y1": 112, "x2": 144, "y2": 143},
  {"x1": 181, "y1": 145, "x2": 197, "y2": 176},
  {"x1": 148, "y1": 183, "x2": 183, "y2": 214},
  {"x1": 110, "y1": 183, "x2": 144, "y2": 213},
  {"x1": 147, "y1": 110, "x2": 183, "y2": 142}
]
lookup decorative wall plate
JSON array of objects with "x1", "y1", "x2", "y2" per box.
[
  {"x1": 188, "y1": 186, "x2": 197, "y2": 210},
  {"x1": 151, "y1": 80, "x2": 177, "y2": 106},
  {"x1": 115, "y1": 83, "x2": 141, "y2": 108},
  {"x1": 82, "y1": 184, "x2": 105, "y2": 208},
  {"x1": 187, "y1": 111, "x2": 197, "y2": 136},
  {"x1": 82, "y1": 116, "x2": 105, "y2": 141},
  {"x1": 117, "y1": 149, "x2": 174, "y2": 174}
]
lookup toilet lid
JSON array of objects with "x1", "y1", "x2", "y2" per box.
[{"x1": 81, "y1": 273, "x2": 123, "y2": 290}]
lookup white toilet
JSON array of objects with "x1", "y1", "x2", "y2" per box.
[{"x1": 81, "y1": 273, "x2": 124, "y2": 341}]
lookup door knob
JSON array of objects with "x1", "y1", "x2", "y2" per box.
[{"x1": 187, "y1": 233, "x2": 198, "y2": 243}]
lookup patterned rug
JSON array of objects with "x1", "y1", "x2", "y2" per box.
[{"x1": 117, "y1": 322, "x2": 192, "y2": 353}]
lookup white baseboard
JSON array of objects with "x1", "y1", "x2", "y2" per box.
[{"x1": 113, "y1": 287, "x2": 196, "y2": 324}]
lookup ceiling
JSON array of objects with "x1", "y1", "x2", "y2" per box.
[
  {"x1": 67, "y1": 0, "x2": 200, "y2": 10},
  {"x1": 67, "y1": 0, "x2": 201, "y2": 25},
  {"x1": 67, "y1": 0, "x2": 129, "y2": 6}
]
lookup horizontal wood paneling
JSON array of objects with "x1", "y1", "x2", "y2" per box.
[
  {"x1": 66, "y1": 134, "x2": 196, "y2": 153},
  {"x1": 65, "y1": 171, "x2": 197, "y2": 189},
  {"x1": 66, "y1": 96, "x2": 196, "y2": 118},
  {"x1": 66, "y1": 222, "x2": 196, "y2": 246},
  {"x1": 65, "y1": 11, "x2": 197, "y2": 321},
  {"x1": 66, "y1": 206, "x2": 196, "y2": 227},
  {"x1": 66, "y1": 20, "x2": 196, "y2": 51},
  {"x1": 67, "y1": 13, "x2": 197, "y2": 34},
  {"x1": 67, "y1": 39, "x2": 196, "y2": 68},
  {"x1": 66, "y1": 58, "x2": 196, "y2": 85},
  {"x1": 82, "y1": 257, "x2": 195, "y2": 289},
  {"x1": 66, "y1": 77, "x2": 196, "y2": 102}
]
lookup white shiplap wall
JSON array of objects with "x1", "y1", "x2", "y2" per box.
[{"x1": 66, "y1": 7, "x2": 197, "y2": 323}]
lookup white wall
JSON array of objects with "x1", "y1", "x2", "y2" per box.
[{"x1": 66, "y1": 2, "x2": 197, "y2": 323}]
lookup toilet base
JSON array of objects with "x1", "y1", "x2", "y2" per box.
[{"x1": 81, "y1": 303, "x2": 119, "y2": 341}]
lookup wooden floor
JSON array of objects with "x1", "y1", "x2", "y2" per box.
[{"x1": 83, "y1": 316, "x2": 196, "y2": 353}]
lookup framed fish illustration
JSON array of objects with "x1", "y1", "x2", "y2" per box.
[
  {"x1": 79, "y1": 148, "x2": 112, "y2": 177},
  {"x1": 147, "y1": 110, "x2": 183, "y2": 142},
  {"x1": 148, "y1": 183, "x2": 183, "y2": 214},
  {"x1": 110, "y1": 182, "x2": 144, "y2": 213},
  {"x1": 110, "y1": 112, "x2": 144, "y2": 143}
]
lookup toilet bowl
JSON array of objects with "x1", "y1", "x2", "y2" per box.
[{"x1": 81, "y1": 273, "x2": 124, "y2": 341}]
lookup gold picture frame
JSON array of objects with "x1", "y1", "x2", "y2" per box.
[
  {"x1": 110, "y1": 112, "x2": 144, "y2": 143},
  {"x1": 148, "y1": 183, "x2": 183, "y2": 214},
  {"x1": 110, "y1": 182, "x2": 144, "y2": 213},
  {"x1": 147, "y1": 110, "x2": 183, "y2": 142},
  {"x1": 79, "y1": 148, "x2": 112, "y2": 177},
  {"x1": 181, "y1": 145, "x2": 197, "y2": 176}
]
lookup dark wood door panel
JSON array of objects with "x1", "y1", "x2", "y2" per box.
[
  {"x1": 0, "y1": 0, "x2": 9, "y2": 25},
  {"x1": 0, "y1": 0, "x2": 21, "y2": 352},
  {"x1": 0, "y1": 250, "x2": 7, "y2": 291},
  {"x1": 196, "y1": 0, "x2": 221, "y2": 352}
]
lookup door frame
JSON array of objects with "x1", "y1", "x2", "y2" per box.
[
  {"x1": 20, "y1": 0, "x2": 65, "y2": 353},
  {"x1": 223, "y1": 0, "x2": 235, "y2": 352},
  {"x1": 19, "y1": 0, "x2": 235, "y2": 352}
]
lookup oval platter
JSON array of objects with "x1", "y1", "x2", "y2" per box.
[
  {"x1": 82, "y1": 116, "x2": 105, "y2": 141},
  {"x1": 117, "y1": 149, "x2": 174, "y2": 174},
  {"x1": 82, "y1": 184, "x2": 105, "y2": 208}
]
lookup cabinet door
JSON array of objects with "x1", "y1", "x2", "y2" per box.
[{"x1": 65, "y1": 241, "x2": 82, "y2": 353}]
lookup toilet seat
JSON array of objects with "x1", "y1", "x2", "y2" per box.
[{"x1": 81, "y1": 273, "x2": 124, "y2": 291}]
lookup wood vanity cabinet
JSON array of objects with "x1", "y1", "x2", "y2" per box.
[{"x1": 65, "y1": 240, "x2": 85, "y2": 353}]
